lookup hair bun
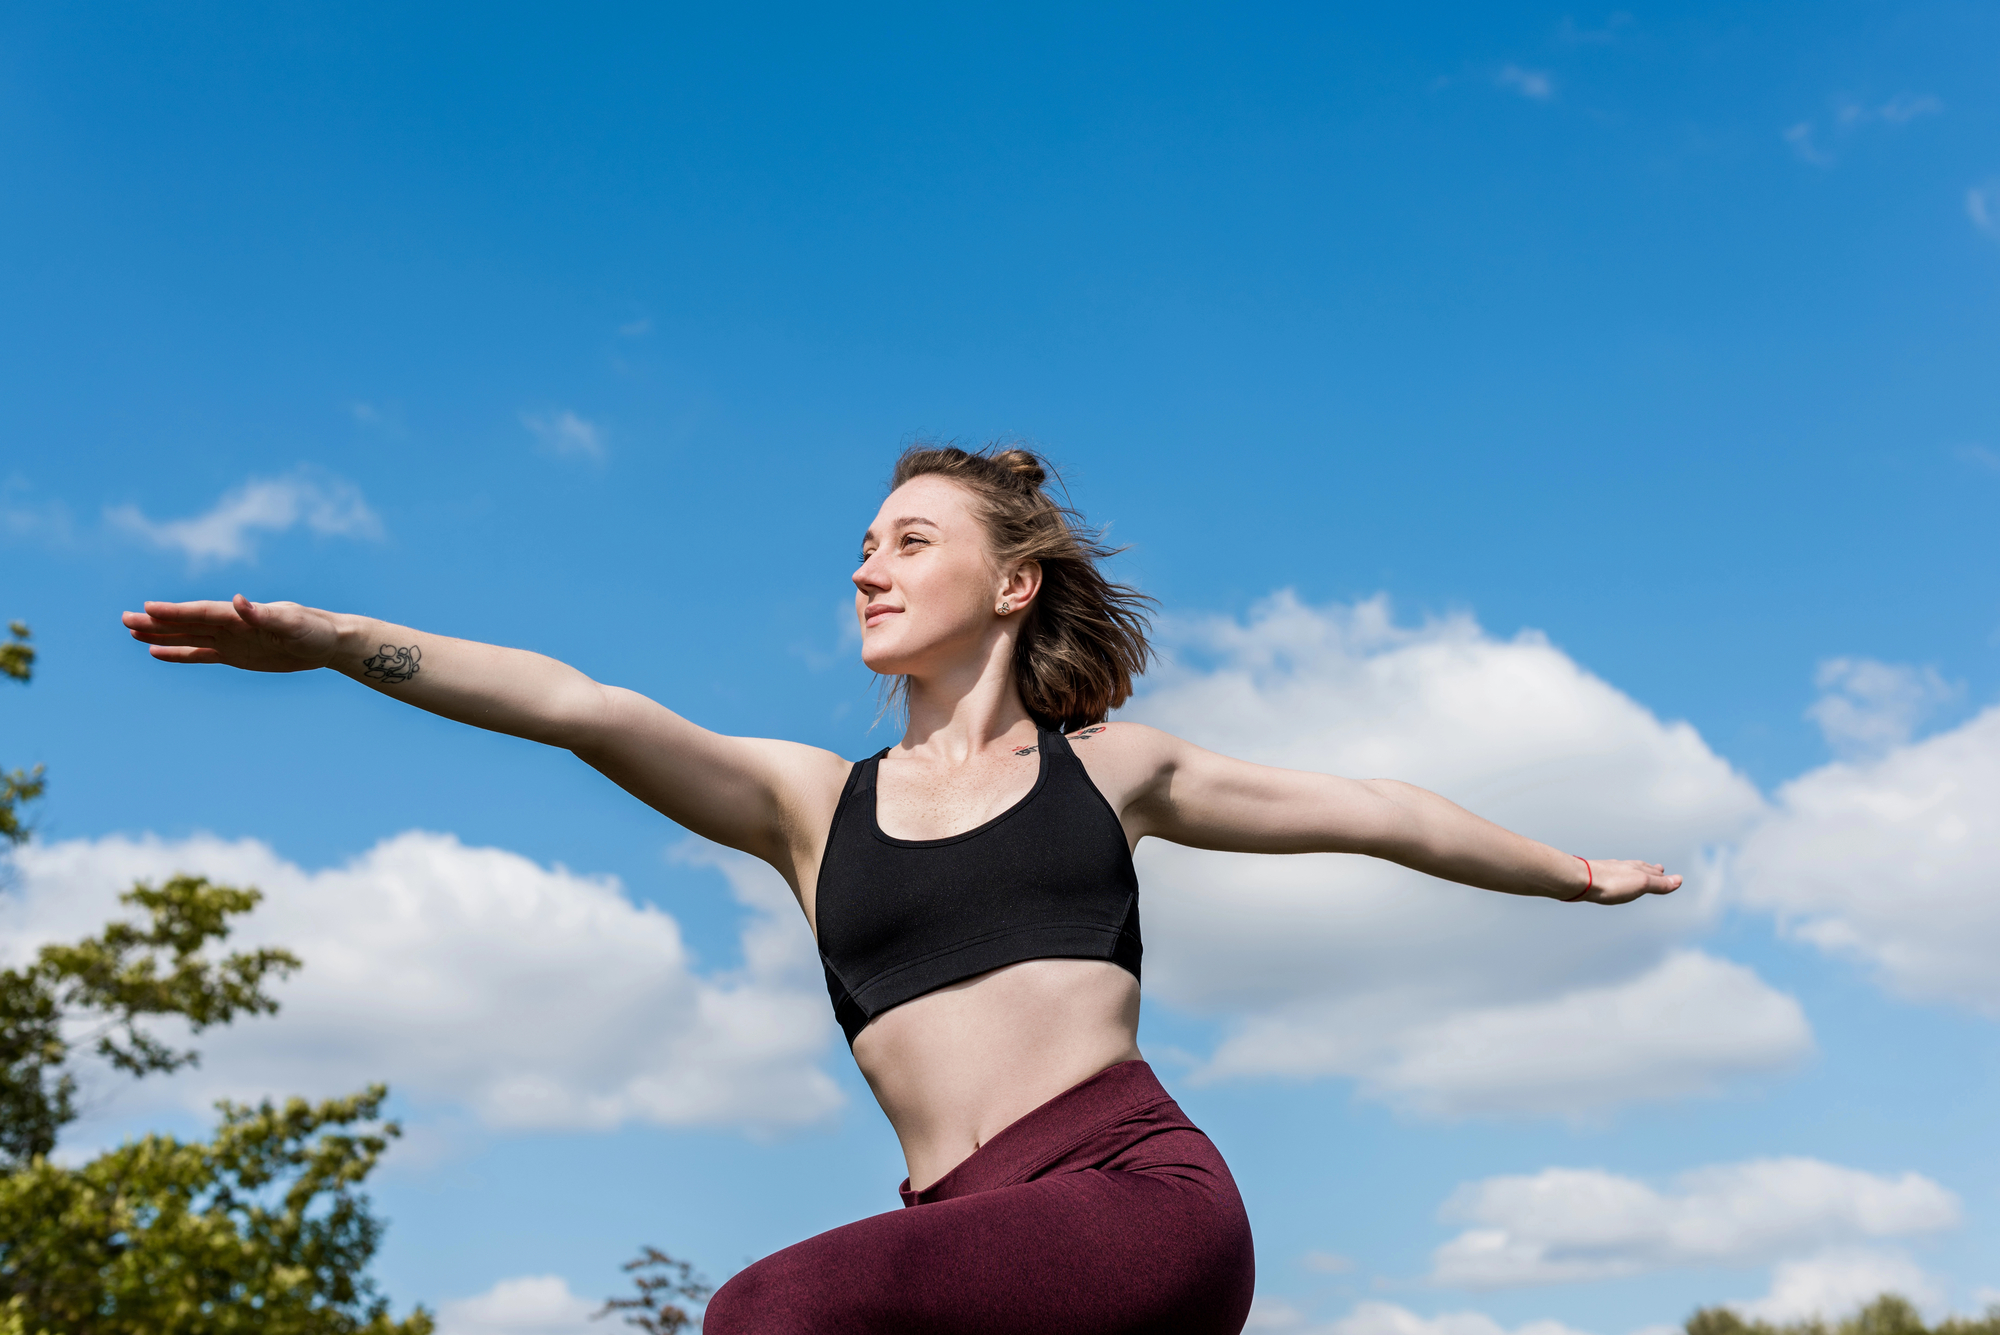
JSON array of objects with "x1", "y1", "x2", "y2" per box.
[{"x1": 993, "y1": 448, "x2": 1047, "y2": 490}]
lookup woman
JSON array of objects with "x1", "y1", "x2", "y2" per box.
[{"x1": 125, "y1": 445, "x2": 1680, "y2": 1335}]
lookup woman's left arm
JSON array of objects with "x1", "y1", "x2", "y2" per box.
[{"x1": 1108, "y1": 724, "x2": 1680, "y2": 905}]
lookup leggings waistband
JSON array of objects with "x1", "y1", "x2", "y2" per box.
[{"x1": 901, "y1": 1059, "x2": 1185, "y2": 1206}]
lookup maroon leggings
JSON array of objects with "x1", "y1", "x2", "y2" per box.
[{"x1": 703, "y1": 1060, "x2": 1255, "y2": 1335}]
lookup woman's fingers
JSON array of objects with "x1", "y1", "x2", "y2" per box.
[
  {"x1": 1572, "y1": 858, "x2": 1683, "y2": 905},
  {"x1": 140, "y1": 599, "x2": 247, "y2": 623},
  {"x1": 148, "y1": 645, "x2": 224, "y2": 664},
  {"x1": 126, "y1": 596, "x2": 338, "y2": 671},
  {"x1": 128, "y1": 630, "x2": 219, "y2": 647}
]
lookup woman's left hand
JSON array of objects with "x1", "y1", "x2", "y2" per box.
[{"x1": 1571, "y1": 859, "x2": 1681, "y2": 905}]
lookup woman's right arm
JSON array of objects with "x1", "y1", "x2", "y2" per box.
[{"x1": 122, "y1": 597, "x2": 848, "y2": 876}]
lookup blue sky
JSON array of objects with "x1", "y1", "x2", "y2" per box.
[{"x1": 4, "y1": 3, "x2": 1999, "y2": 1332}]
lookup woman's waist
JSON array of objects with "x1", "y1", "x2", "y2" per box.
[{"x1": 853, "y1": 961, "x2": 1143, "y2": 1191}]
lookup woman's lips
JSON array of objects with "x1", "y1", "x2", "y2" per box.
[{"x1": 864, "y1": 605, "x2": 902, "y2": 627}]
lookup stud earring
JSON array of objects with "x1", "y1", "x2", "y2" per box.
[{"x1": 998, "y1": 600, "x2": 1011, "y2": 614}]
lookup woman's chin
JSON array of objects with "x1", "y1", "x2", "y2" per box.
[{"x1": 860, "y1": 649, "x2": 912, "y2": 677}]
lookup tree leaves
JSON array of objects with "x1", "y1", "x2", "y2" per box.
[
  {"x1": 1687, "y1": 1295, "x2": 2000, "y2": 1335},
  {"x1": 0, "y1": 613, "x2": 428, "y2": 1331},
  {"x1": 597, "y1": 1248, "x2": 713, "y2": 1335},
  {"x1": 1, "y1": 877, "x2": 299, "y2": 1167},
  {"x1": 0, "y1": 1087, "x2": 433, "y2": 1335}
]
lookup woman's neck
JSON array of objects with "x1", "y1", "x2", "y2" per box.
[{"x1": 898, "y1": 637, "x2": 1036, "y2": 762}]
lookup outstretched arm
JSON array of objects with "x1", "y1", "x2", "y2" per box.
[
  {"x1": 121, "y1": 597, "x2": 846, "y2": 876},
  {"x1": 1105, "y1": 725, "x2": 1679, "y2": 905}
]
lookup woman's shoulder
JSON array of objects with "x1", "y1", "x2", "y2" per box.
[
  {"x1": 1063, "y1": 719, "x2": 1179, "y2": 756},
  {"x1": 1060, "y1": 720, "x2": 1185, "y2": 800}
]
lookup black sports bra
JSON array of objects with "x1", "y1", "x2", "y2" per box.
[{"x1": 815, "y1": 728, "x2": 1142, "y2": 1046}]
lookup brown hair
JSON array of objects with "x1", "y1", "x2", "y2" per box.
[{"x1": 888, "y1": 443, "x2": 1155, "y2": 733}]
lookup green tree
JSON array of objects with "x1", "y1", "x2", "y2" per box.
[
  {"x1": 0, "y1": 1087, "x2": 428, "y2": 1335},
  {"x1": 1, "y1": 621, "x2": 430, "y2": 1334},
  {"x1": 0, "y1": 875, "x2": 300, "y2": 1169},
  {"x1": 1687, "y1": 1295, "x2": 2000, "y2": 1335},
  {"x1": 597, "y1": 1247, "x2": 712, "y2": 1335},
  {"x1": 1, "y1": 622, "x2": 42, "y2": 845}
]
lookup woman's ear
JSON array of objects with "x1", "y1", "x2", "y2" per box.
[{"x1": 1000, "y1": 560, "x2": 1043, "y2": 613}]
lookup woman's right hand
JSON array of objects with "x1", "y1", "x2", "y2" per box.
[{"x1": 123, "y1": 595, "x2": 339, "y2": 673}]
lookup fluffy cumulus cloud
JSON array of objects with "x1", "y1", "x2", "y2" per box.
[
  {"x1": 0, "y1": 830, "x2": 840, "y2": 1131},
  {"x1": 1734, "y1": 702, "x2": 2000, "y2": 1016},
  {"x1": 1431, "y1": 1159, "x2": 1959, "y2": 1288},
  {"x1": 1733, "y1": 1249, "x2": 1944, "y2": 1324},
  {"x1": 436, "y1": 1275, "x2": 600, "y2": 1335},
  {"x1": 1806, "y1": 658, "x2": 1959, "y2": 760},
  {"x1": 106, "y1": 467, "x2": 382, "y2": 566},
  {"x1": 1247, "y1": 1298, "x2": 1594, "y2": 1335},
  {"x1": 1126, "y1": 594, "x2": 1794, "y2": 1116}
]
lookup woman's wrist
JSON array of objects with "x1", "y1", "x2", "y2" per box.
[
  {"x1": 1559, "y1": 855, "x2": 1592, "y2": 901},
  {"x1": 326, "y1": 613, "x2": 381, "y2": 672}
]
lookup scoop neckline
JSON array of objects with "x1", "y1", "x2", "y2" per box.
[{"x1": 868, "y1": 730, "x2": 1053, "y2": 848}]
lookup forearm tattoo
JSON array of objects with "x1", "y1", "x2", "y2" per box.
[{"x1": 361, "y1": 644, "x2": 422, "y2": 685}]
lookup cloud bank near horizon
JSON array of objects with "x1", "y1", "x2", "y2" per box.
[
  {"x1": 0, "y1": 831, "x2": 840, "y2": 1133},
  {"x1": 1127, "y1": 593, "x2": 1800, "y2": 1117}
]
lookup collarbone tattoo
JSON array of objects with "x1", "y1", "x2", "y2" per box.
[{"x1": 1012, "y1": 724, "x2": 1107, "y2": 757}]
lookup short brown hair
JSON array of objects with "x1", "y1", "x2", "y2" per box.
[{"x1": 888, "y1": 443, "x2": 1154, "y2": 732}]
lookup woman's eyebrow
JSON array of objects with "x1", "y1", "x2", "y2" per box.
[{"x1": 861, "y1": 516, "x2": 941, "y2": 544}]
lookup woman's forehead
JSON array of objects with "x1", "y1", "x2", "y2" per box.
[{"x1": 870, "y1": 476, "x2": 973, "y2": 529}]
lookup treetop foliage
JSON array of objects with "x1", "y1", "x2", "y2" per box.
[
  {"x1": 0, "y1": 876, "x2": 300, "y2": 1168},
  {"x1": 0, "y1": 1086, "x2": 431, "y2": 1335},
  {"x1": 4, "y1": 617, "x2": 428, "y2": 1330},
  {"x1": 1688, "y1": 1296, "x2": 2000, "y2": 1335},
  {"x1": 2, "y1": 621, "x2": 42, "y2": 846},
  {"x1": 597, "y1": 1248, "x2": 712, "y2": 1335},
  {"x1": 0, "y1": 623, "x2": 31, "y2": 684}
]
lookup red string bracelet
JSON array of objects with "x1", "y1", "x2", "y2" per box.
[{"x1": 1561, "y1": 856, "x2": 1592, "y2": 902}]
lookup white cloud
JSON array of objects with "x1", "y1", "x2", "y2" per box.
[
  {"x1": 1226, "y1": 950, "x2": 1808, "y2": 1119},
  {"x1": 1836, "y1": 94, "x2": 1944, "y2": 128},
  {"x1": 1806, "y1": 658, "x2": 1959, "y2": 759},
  {"x1": 1, "y1": 831, "x2": 841, "y2": 1132},
  {"x1": 1304, "y1": 1251, "x2": 1357, "y2": 1274},
  {"x1": 1249, "y1": 1298, "x2": 1596, "y2": 1335},
  {"x1": 1785, "y1": 123, "x2": 1834, "y2": 166},
  {"x1": 106, "y1": 468, "x2": 382, "y2": 567},
  {"x1": 1970, "y1": 185, "x2": 2000, "y2": 241},
  {"x1": 1431, "y1": 1159, "x2": 1958, "y2": 1288},
  {"x1": 436, "y1": 1275, "x2": 599, "y2": 1335},
  {"x1": 521, "y1": 409, "x2": 605, "y2": 460},
  {"x1": 1497, "y1": 66, "x2": 1554, "y2": 100},
  {"x1": 1790, "y1": 93, "x2": 1941, "y2": 170},
  {"x1": 1734, "y1": 702, "x2": 2000, "y2": 1016},
  {"x1": 1, "y1": 477, "x2": 75, "y2": 545},
  {"x1": 1127, "y1": 594, "x2": 1786, "y2": 1117},
  {"x1": 1733, "y1": 1248, "x2": 1943, "y2": 1323},
  {"x1": 1878, "y1": 93, "x2": 1944, "y2": 124}
]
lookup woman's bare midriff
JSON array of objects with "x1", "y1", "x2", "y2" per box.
[{"x1": 852, "y1": 957, "x2": 1143, "y2": 1193}]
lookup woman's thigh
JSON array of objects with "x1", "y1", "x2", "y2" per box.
[{"x1": 703, "y1": 1168, "x2": 1254, "y2": 1335}]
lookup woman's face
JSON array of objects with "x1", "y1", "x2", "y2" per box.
[{"x1": 853, "y1": 475, "x2": 1030, "y2": 679}]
